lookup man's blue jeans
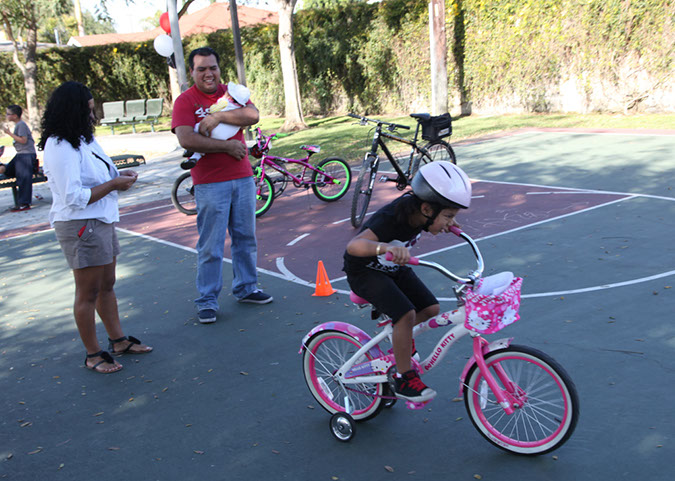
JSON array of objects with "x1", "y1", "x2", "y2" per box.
[{"x1": 194, "y1": 177, "x2": 258, "y2": 311}]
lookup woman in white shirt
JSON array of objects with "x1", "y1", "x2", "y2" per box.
[{"x1": 39, "y1": 81, "x2": 152, "y2": 374}]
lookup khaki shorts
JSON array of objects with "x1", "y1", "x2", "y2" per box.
[{"x1": 54, "y1": 219, "x2": 120, "y2": 270}]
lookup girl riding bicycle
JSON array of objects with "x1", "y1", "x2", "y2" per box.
[{"x1": 343, "y1": 161, "x2": 472, "y2": 402}]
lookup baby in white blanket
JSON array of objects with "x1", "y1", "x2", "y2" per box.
[{"x1": 181, "y1": 82, "x2": 250, "y2": 170}]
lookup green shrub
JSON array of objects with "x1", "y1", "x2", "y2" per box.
[{"x1": 1, "y1": 0, "x2": 671, "y2": 117}]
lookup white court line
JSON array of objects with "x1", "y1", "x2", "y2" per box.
[
  {"x1": 526, "y1": 191, "x2": 618, "y2": 195},
  {"x1": 0, "y1": 227, "x2": 53, "y2": 241},
  {"x1": 116, "y1": 227, "x2": 290, "y2": 282},
  {"x1": 108, "y1": 193, "x2": 675, "y2": 299},
  {"x1": 332, "y1": 195, "x2": 486, "y2": 225},
  {"x1": 333, "y1": 212, "x2": 373, "y2": 225},
  {"x1": 120, "y1": 204, "x2": 173, "y2": 217},
  {"x1": 9, "y1": 180, "x2": 670, "y2": 299},
  {"x1": 276, "y1": 257, "x2": 311, "y2": 286},
  {"x1": 480, "y1": 178, "x2": 675, "y2": 202},
  {"x1": 287, "y1": 233, "x2": 310, "y2": 246},
  {"x1": 418, "y1": 196, "x2": 636, "y2": 259},
  {"x1": 433, "y1": 269, "x2": 675, "y2": 301}
]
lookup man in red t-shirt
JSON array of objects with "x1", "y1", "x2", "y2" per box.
[{"x1": 172, "y1": 47, "x2": 273, "y2": 324}]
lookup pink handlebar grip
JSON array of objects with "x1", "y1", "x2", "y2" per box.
[
  {"x1": 449, "y1": 226, "x2": 463, "y2": 236},
  {"x1": 384, "y1": 251, "x2": 419, "y2": 265}
]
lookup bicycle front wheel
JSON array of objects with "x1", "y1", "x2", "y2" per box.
[
  {"x1": 312, "y1": 157, "x2": 352, "y2": 202},
  {"x1": 255, "y1": 172, "x2": 275, "y2": 218},
  {"x1": 350, "y1": 156, "x2": 376, "y2": 228},
  {"x1": 464, "y1": 345, "x2": 579, "y2": 455},
  {"x1": 171, "y1": 172, "x2": 197, "y2": 215},
  {"x1": 411, "y1": 140, "x2": 456, "y2": 178},
  {"x1": 303, "y1": 330, "x2": 384, "y2": 421}
]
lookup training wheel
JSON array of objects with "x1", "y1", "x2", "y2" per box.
[{"x1": 329, "y1": 412, "x2": 356, "y2": 442}]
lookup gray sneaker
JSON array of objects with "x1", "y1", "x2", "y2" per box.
[
  {"x1": 238, "y1": 290, "x2": 273, "y2": 304},
  {"x1": 198, "y1": 308, "x2": 217, "y2": 324}
]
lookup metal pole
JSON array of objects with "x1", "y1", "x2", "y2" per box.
[
  {"x1": 229, "y1": 0, "x2": 247, "y2": 86},
  {"x1": 167, "y1": 0, "x2": 189, "y2": 92},
  {"x1": 229, "y1": 0, "x2": 251, "y2": 140},
  {"x1": 429, "y1": 0, "x2": 448, "y2": 115}
]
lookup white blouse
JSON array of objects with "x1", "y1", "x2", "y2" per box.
[{"x1": 43, "y1": 137, "x2": 120, "y2": 226}]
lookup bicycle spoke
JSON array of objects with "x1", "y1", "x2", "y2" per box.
[{"x1": 465, "y1": 346, "x2": 578, "y2": 454}]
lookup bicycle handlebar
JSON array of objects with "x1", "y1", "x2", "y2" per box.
[
  {"x1": 348, "y1": 113, "x2": 411, "y2": 131},
  {"x1": 383, "y1": 227, "x2": 484, "y2": 284}
]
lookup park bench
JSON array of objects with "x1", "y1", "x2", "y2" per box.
[
  {"x1": 100, "y1": 99, "x2": 164, "y2": 134},
  {"x1": 0, "y1": 154, "x2": 146, "y2": 208}
]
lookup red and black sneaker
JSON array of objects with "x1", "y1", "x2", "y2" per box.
[{"x1": 394, "y1": 370, "x2": 437, "y2": 402}]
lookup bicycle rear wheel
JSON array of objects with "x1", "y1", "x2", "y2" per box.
[
  {"x1": 463, "y1": 345, "x2": 579, "y2": 455},
  {"x1": 350, "y1": 156, "x2": 377, "y2": 228},
  {"x1": 171, "y1": 172, "x2": 197, "y2": 215},
  {"x1": 303, "y1": 330, "x2": 384, "y2": 421},
  {"x1": 410, "y1": 140, "x2": 456, "y2": 178},
  {"x1": 254, "y1": 171, "x2": 275, "y2": 218},
  {"x1": 312, "y1": 157, "x2": 352, "y2": 202}
]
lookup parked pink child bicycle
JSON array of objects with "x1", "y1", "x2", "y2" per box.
[
  {"x1": 250, "y1": 127, "x2": 352, "y2": 217},
  {"x1": 170, "y1": 128, "x2": 352, "y2": 217}
]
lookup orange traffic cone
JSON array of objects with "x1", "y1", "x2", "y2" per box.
[{"x1": 312, "y1": 260, "x2": 336, "y2": 296}]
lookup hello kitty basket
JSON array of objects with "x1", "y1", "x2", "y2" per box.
[{"x1": 464, "y1": 272, "x2": 523, "y2": 334}]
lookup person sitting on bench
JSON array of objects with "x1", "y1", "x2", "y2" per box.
[{"x1": 1, "y1": 105, "x2": 38, "y2": 211}]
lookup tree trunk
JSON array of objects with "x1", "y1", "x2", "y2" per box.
[
  {"x1": 277, "y1": 0, "x2": 307, "y2": 132},
  {"x1": 429, "y1": 0, "x2": 448, "y2": 115},
  {"x1": 2, "y1": 6, "x2": 40, "y2": 130},
  {"x1": 73, "y1": 0, "x2": 86, "y2": 36},
  {"x1": 23, "y1": 15, "x2": 39, "y2": 130},
  {"x1": 452, "y1": 0, "x2": 471, "y2": 116},
  {"x1": 168, "y1": 65, "x2": 182, "y2": 104}
]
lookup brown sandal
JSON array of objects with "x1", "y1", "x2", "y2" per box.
[{"x1": 84, "y1": 351, "x2": 122, "y2": 374}]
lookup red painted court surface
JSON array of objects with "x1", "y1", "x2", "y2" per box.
[{"x1": 117, "y1": 179, "x2": 628, "y2": 284}]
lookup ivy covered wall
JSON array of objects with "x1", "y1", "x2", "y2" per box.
[{"x1": 1, "y1": 0, "x2": 672, "y2": 117}]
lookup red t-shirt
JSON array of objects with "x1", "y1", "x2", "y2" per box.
[{"x1": 171, "y1": 84, "x2": 253, "y2": 185}]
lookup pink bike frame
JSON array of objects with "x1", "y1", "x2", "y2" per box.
[{"x1": 254, "y1": 129, "x2": 340, "y2": 187}]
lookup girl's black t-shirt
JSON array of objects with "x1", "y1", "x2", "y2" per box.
[{"x1": 343, "y1": 196, "x2": 423, "y2": 276}]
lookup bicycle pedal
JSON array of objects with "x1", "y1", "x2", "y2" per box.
[
  {"x1": 405, "y1": 400, "x2": 431, "y2": 410},
  {"x1": 379, "y1": 175, "x2": 392, "y2": 183}
]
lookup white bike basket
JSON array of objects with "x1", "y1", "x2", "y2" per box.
[{"x1": 464, "y1": 275, "x2": 523, "y2": 334}]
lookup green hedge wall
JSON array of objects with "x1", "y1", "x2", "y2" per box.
[
  {"x1": 1, "y1": 0, "x2": 672, "y2": 117},
  {"x1": 0, "y1": 42, "x2": 171, "y2": 118}
]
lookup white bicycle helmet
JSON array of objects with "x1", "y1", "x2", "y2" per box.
[{"x1": 411, "y1": 161, "x2": 472, "y2": 209}]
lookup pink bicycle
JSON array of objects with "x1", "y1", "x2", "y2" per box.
[
  {"x1": 251, "y1": 128, "x2": 352, "y2": 217},
  {"x1": 300, "y1": 227, "x2": 579, "y2": 453}
]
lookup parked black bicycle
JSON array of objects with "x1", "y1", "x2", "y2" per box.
[{"x1": 348, "y1": 112, "x2": 456, "y2": 228}]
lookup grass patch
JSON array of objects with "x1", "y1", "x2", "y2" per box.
[
  {"x1": 80, "y1": 112, "x2": 675, "y2": 164},
  {"x1": 255, "y1": 113, "x2": 675, "y2": 162}
]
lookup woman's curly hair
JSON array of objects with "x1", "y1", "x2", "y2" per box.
[{"x1": 38, "y1": 81, "x2": 94, "y2": 150}]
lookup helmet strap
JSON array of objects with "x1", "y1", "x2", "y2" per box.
[
  {"x1": 419, "y1": 203, "x2": 439, "y2": 231},
  {"x1": 421, "y1": 213, "x2": 435, "y2": 232}
]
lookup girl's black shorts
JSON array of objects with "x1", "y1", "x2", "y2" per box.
[{"x1": 346, "y1": 266, "x2": 438, "y2": 323}]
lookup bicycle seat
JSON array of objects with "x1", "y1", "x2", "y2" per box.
[
  {"x1": 349, "y1": 291, "x2": 370, "y2": 305},
  {"x1": 301, "y1": 145, "x2": 321, "y2": 153},
  {"x1": 409, "y1": 113, "x2": 431, "y2": 121}
]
